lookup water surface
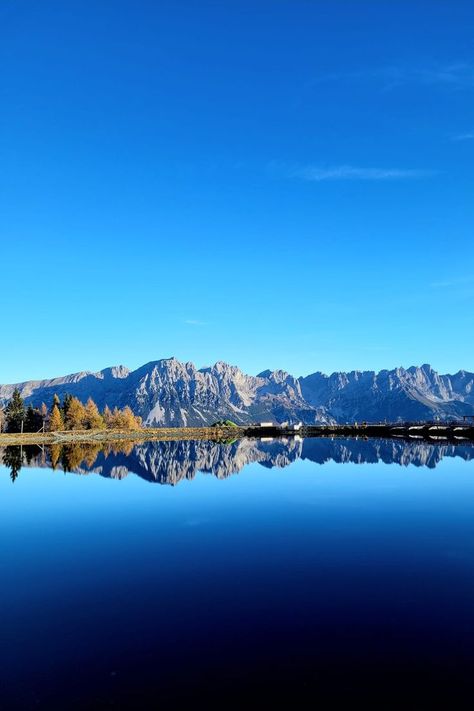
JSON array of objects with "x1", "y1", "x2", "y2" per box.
[{"x1": 1, "y1": 437, "x2": 474, "y2": 708}]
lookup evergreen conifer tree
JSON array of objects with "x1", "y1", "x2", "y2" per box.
[
  {"x1": 5, "y1": 388, "x2": 25, "y2": 433},
  {"x1": 25, "y1": 404, "x2": 43, "y2": 432},
  {"x1": 62, "y1": 393, "x2": 73, "y2": 418}
]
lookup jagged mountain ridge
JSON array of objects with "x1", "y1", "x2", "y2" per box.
[{"x1": 1, "y1": 358, "x2": 473, "y2": 425}]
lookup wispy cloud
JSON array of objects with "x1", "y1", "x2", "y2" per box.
[
  {"x1": 184, "y1": 319, "x2": 209, "y2": 326},
  {"x1": 312, "y1": 62, "x2": 474, "y2": 92},
  {"x1": 430, "y1": 276, "x2": 474, "y2": 288},
  {"x1": 281, "y1": 164, "x2": 434, "y2": 182},
  {"x1": 452, "y1": 132, "x2": 474, "y2": 141},
  {"x1": 409, "y1": 63, "x2": 474, "y2": 89}
]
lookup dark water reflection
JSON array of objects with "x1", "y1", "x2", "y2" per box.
[
  {"x1": 2, "y1": 436, "x2": 474, "y2": 484},
  {"x1": 2, "y1": 437, "x2": 474, "y2": 708}
]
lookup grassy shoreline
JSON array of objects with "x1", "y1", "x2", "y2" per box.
[
  {"x1": 3, "y1": 423, "x2": 473, "y2": 447},
  {"x1": 0, "y1": 426, "x2": 245, "y2": 446}
]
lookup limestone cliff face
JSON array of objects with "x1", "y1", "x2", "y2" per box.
[
  {"x1": 299, "y1": 364, "x2": 474, "y2": 422},
  {"x1": 1, "y1": 358, "x2": 473, "y2": 425}
]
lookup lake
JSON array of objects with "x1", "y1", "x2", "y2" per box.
[{"x1": 2, "y1": 437, "x2": 474, "y2": 708}]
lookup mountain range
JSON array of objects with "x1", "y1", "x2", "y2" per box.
[{"x1": 1, "y1": 358, "x2": 474, "y2": 425}]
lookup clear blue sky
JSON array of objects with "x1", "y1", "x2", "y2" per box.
[{"x1": 1, "y1": 0, "x2": 473, "y2": 382}]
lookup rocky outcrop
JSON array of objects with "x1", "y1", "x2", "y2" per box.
[{"x1": 300, "y1": 364, "x2": 474, "y2": 423}]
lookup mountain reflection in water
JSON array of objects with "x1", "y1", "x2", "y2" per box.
[{"x1": 2, "y1": 437, "x2": 474, "y2": 485}]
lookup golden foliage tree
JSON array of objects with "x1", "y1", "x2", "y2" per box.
[
  {"x1": 47, "y1": 395, "x2": 142, "y2": 432},
  {"x1": 83, "y1": 398, "x2": 105, "y2": 430},
  {"x1": 64, "y1": 397, "x2": 86, "y2": 430},
  {"x1": 49, "y1": 405, "x2": 64, "y2": 432},
  {"x1": 103, "y1": 405, "x2": 113, "y2": 428},
  {"x1": 105, "y1": 406, "x2": 141, "y2": 431},
  {"x1": 123, "y1": 406, "x2": 142, "y2": 430},
  {"x1": 108, "y1": 407, "x2": 123, "y2": 429}
]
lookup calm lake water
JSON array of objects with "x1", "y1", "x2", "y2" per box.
[{"x1": 2, "y1": 437, "x2": 474, "y2": 708}]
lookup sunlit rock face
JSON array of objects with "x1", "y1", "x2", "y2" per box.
[
  {"x1": 299, "y1": 365, "x2": 474, "y2": 423},
  {"x1": 1, "y1": 359, "x2": 474, "y2": 426}
]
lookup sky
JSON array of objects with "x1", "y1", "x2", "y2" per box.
[{"x1": 1, "y1": 0, "x2": 473, "y2": 382}]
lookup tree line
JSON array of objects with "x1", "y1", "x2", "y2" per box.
[{"x1": 0, "y1": 389, "x2": 142, "y2": 433}]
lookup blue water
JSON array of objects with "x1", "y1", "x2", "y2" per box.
[{"x1": 1, "y1": 438, "x2": 474, "y2": 708}]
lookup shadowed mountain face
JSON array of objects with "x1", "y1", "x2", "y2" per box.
[
  {"x1": 3, "y1": 438, "x2": 474, "y2": 485},
  {"x1": 1, "y1": 359, "x2": 474, "y2": 426}
]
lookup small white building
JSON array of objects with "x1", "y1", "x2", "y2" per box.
[{"x1": 288, "y1": 422, "x2": 303, "y2": 431}]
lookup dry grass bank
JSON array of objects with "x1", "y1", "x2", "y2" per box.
[{"x1": 0, "y1": 426, "x2": 244, "y2": 446}]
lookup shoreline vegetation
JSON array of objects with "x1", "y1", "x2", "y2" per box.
[
  {"x1": 2, "y1": 390, "x2": 474, "y2": 447},
  {"x1": 0, "y1": 389, "x2": 243, "y2": 445},
  {"x1": 0, "y1": 388, "x2": 143, "y2": 434},
  {"x1": 2, "y1": 423, "x2": 474, "y2": 447}
]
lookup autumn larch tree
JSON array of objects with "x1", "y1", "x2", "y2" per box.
[
  {"x1": 49, "y1": 404, "x2": 64, "y2": 432},
  {"x1": 64, "y1": 397, "x2": 86, "y2": 430},
  {"x1": 122, "y1": 406, "x2": 142, "y2": 431},
  {"x1": 51, "y1": 393, "x2": 61, "y2": 412},
  {"x1": 103, "y1": 405, "x2": 113, "y2": 428},
  {"x1": 83, "y1": 398, "x2": 105, "y2": 430}
]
